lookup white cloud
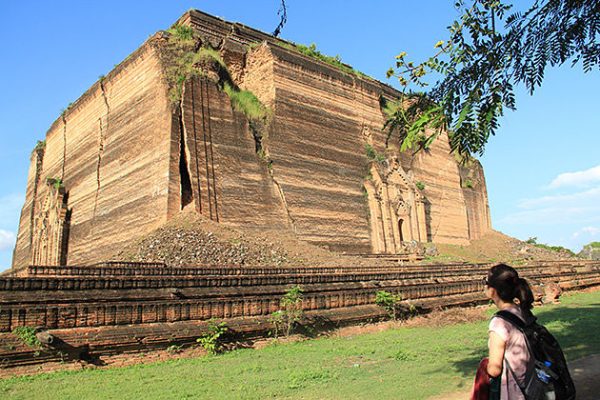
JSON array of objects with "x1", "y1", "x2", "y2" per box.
[
  {"x1": 572, "y1": 226, "x2": 600, "y2": 239},
  {"x1": 0, "y1": 230, "x2": 16, "y2": 251},
  {"x1": 518, "y1": 187, "x2": 600, "y2": 209},
  {"x1": 499, "y1": 187, "x2": 600, "y2": 226},
  {"x1": 549, "y1": 164, "x2": 600, "y2": 189},
  {"x1": 499, "y1": 206, "x2": 600, "y2": 226}
]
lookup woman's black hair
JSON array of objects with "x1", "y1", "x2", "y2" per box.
[{"x1": 487, "y1": 263, "x2": 534, "y2": 318}]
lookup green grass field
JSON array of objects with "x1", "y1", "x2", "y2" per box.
[{"x1": 1, "y1": 290, "x2": 599, "y2": 400}]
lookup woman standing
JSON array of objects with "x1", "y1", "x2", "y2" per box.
[{"x1": 471, "y1": 263, "x2": 536, "y2": 400}]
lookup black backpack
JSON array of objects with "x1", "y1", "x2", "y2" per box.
[{"x1": 495, "y1": 310, "x2": 576, "y2": 400}]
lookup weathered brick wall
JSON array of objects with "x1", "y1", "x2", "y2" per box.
[
  {"x1": 12, "y1": 39, "x2": 173, "y2": 269},
  {"x1": 460, "y1": 160, "x2": 492, "y2": 239},
  {"x1": 176, "y1": 75, "x2": 290, "y2": 228},
  {"x1": 406, "y1": 133, "x2": 471, "y2": 244},
  {"x1": 2, "y1": 261, "x2": 599, "y2": 332},
  {"x1": 12, "y1": 148, "x2": 44, "y2": 269},
  {"x1": 12, "y1": 10, "x2": 494, "y2": 269}
]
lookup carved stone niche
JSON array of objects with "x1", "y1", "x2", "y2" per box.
[
  {"x1": 31, "y1": 178, "x2": 70, "y2": 266},
  {"x1": 363, "y1": 155, "x2": 428, "y2": 254}
]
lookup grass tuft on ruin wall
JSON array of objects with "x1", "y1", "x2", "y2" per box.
[
  {"x1": 282, "y1": 42, "x2": 367, "y2": 78},
  {"x1": 223, "y1": 83, "x2": 270, "y2": 121},
  {"x1": 162, "y1": 25, "x2": 228, "y2": 103},
  {"x1": 162, "y1": 24, "x2": 271, "y2": 126}
]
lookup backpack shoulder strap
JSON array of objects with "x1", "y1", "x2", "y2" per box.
[
  {"x1": 494, "y1": 310, "x2": 526, "y2": 330},
  {"x1": 494, "y1": 310, "x2": 536, "y2": 356}
]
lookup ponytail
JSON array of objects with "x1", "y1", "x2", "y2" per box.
[
  {"x1": 514, "y1": 277, "x2": 534, "y2": 319},
  {"x1": 487, "y1": 263, "x2": 535, "y2": 318}
]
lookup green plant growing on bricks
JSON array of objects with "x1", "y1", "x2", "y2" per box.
[
  {"x1": 46, "y1": 177, "x2": 63, "y2": 190},
  {"x1": 275, "y1": 285, "x2": 304, "y2": 336},
  {"x1": 223, "y1": 83, "x2": 270, "y2": 122},
  {"x1": 268, "y1": 310, "x2": 285, "y2": 338},
  {"x1": 197, "y1": 320, "x2": 229, "y2": 355},
  {"x1": 415, "y1": 181, "x2": 425, "y2": 190},
  {"x1": 282, "y1": 42, "x2": 367, "y2": 78},
  {"x1": 364, "y1": 143, "x2": 386, "y2": 163},
  {"x1": 375, "y1": 290, "x2": 402, "y2": 319},
  {"x1": 164, "y1": 24, "x2": 227, "y2": 103},
  {"x1": 33, "y1": 140, "x2": 46, "y2": 152},
  {"x1": 12, "y1": 327, "x2": 42, "y2": 349},
  {"x1": 375, "y1": 290, "x2": 417, "y2": 320},
  {"x1": 166, "y1": 344, "x2": 183, "y2": 354}
]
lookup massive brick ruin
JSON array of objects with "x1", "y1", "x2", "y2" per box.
[
  {"x1": 4, "y1": 10, "x2": 597, "y2": 372},
  {"x1": 11, "y1": 10, "x2": 491, "y2": 271}
]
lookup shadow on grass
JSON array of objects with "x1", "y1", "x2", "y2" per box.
[{"x1": 445, "y1": 303, "x2": 600, "y2": 378}]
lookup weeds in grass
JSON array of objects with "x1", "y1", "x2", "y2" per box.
[
  {"x1": 166, "y1": 344, "x2": 183, "y2": 354},
  {"x1": 394, "y1": 348, "x2": 417, "y2": 361}
]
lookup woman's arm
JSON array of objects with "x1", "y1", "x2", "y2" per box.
[{"x1": 487, "y1": 331, "x2": 506, "y2": 377}]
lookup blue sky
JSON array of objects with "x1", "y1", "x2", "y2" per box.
[{"x1": 0, "y1": 1, "x2": 598, "y2": 271}]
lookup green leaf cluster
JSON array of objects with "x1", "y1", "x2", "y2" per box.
[
  {"x1": 375, "y1": 290, "x2": 418, "y2": 320},
  {"x1": 374, "y1": 291, "x2": 402, "y2": 320},
  {"x1": 382, "y1": 95, "x2": 444, "y2": 152},
  {"x1": 275, "y1": 285, "x2": 304, "y2": 336},
  {"x1": 46, "y1": 177, "x2": 63, "y2": 190},
  {"x1": 12, "y1": 326, "x2": 42, "y2": 348},
  {"x1": 386, "y1": 0, "x2": 600, "y2": 156},
  {"x1": 197, "y1": 320, "x2": 229, "y2": 355}
]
